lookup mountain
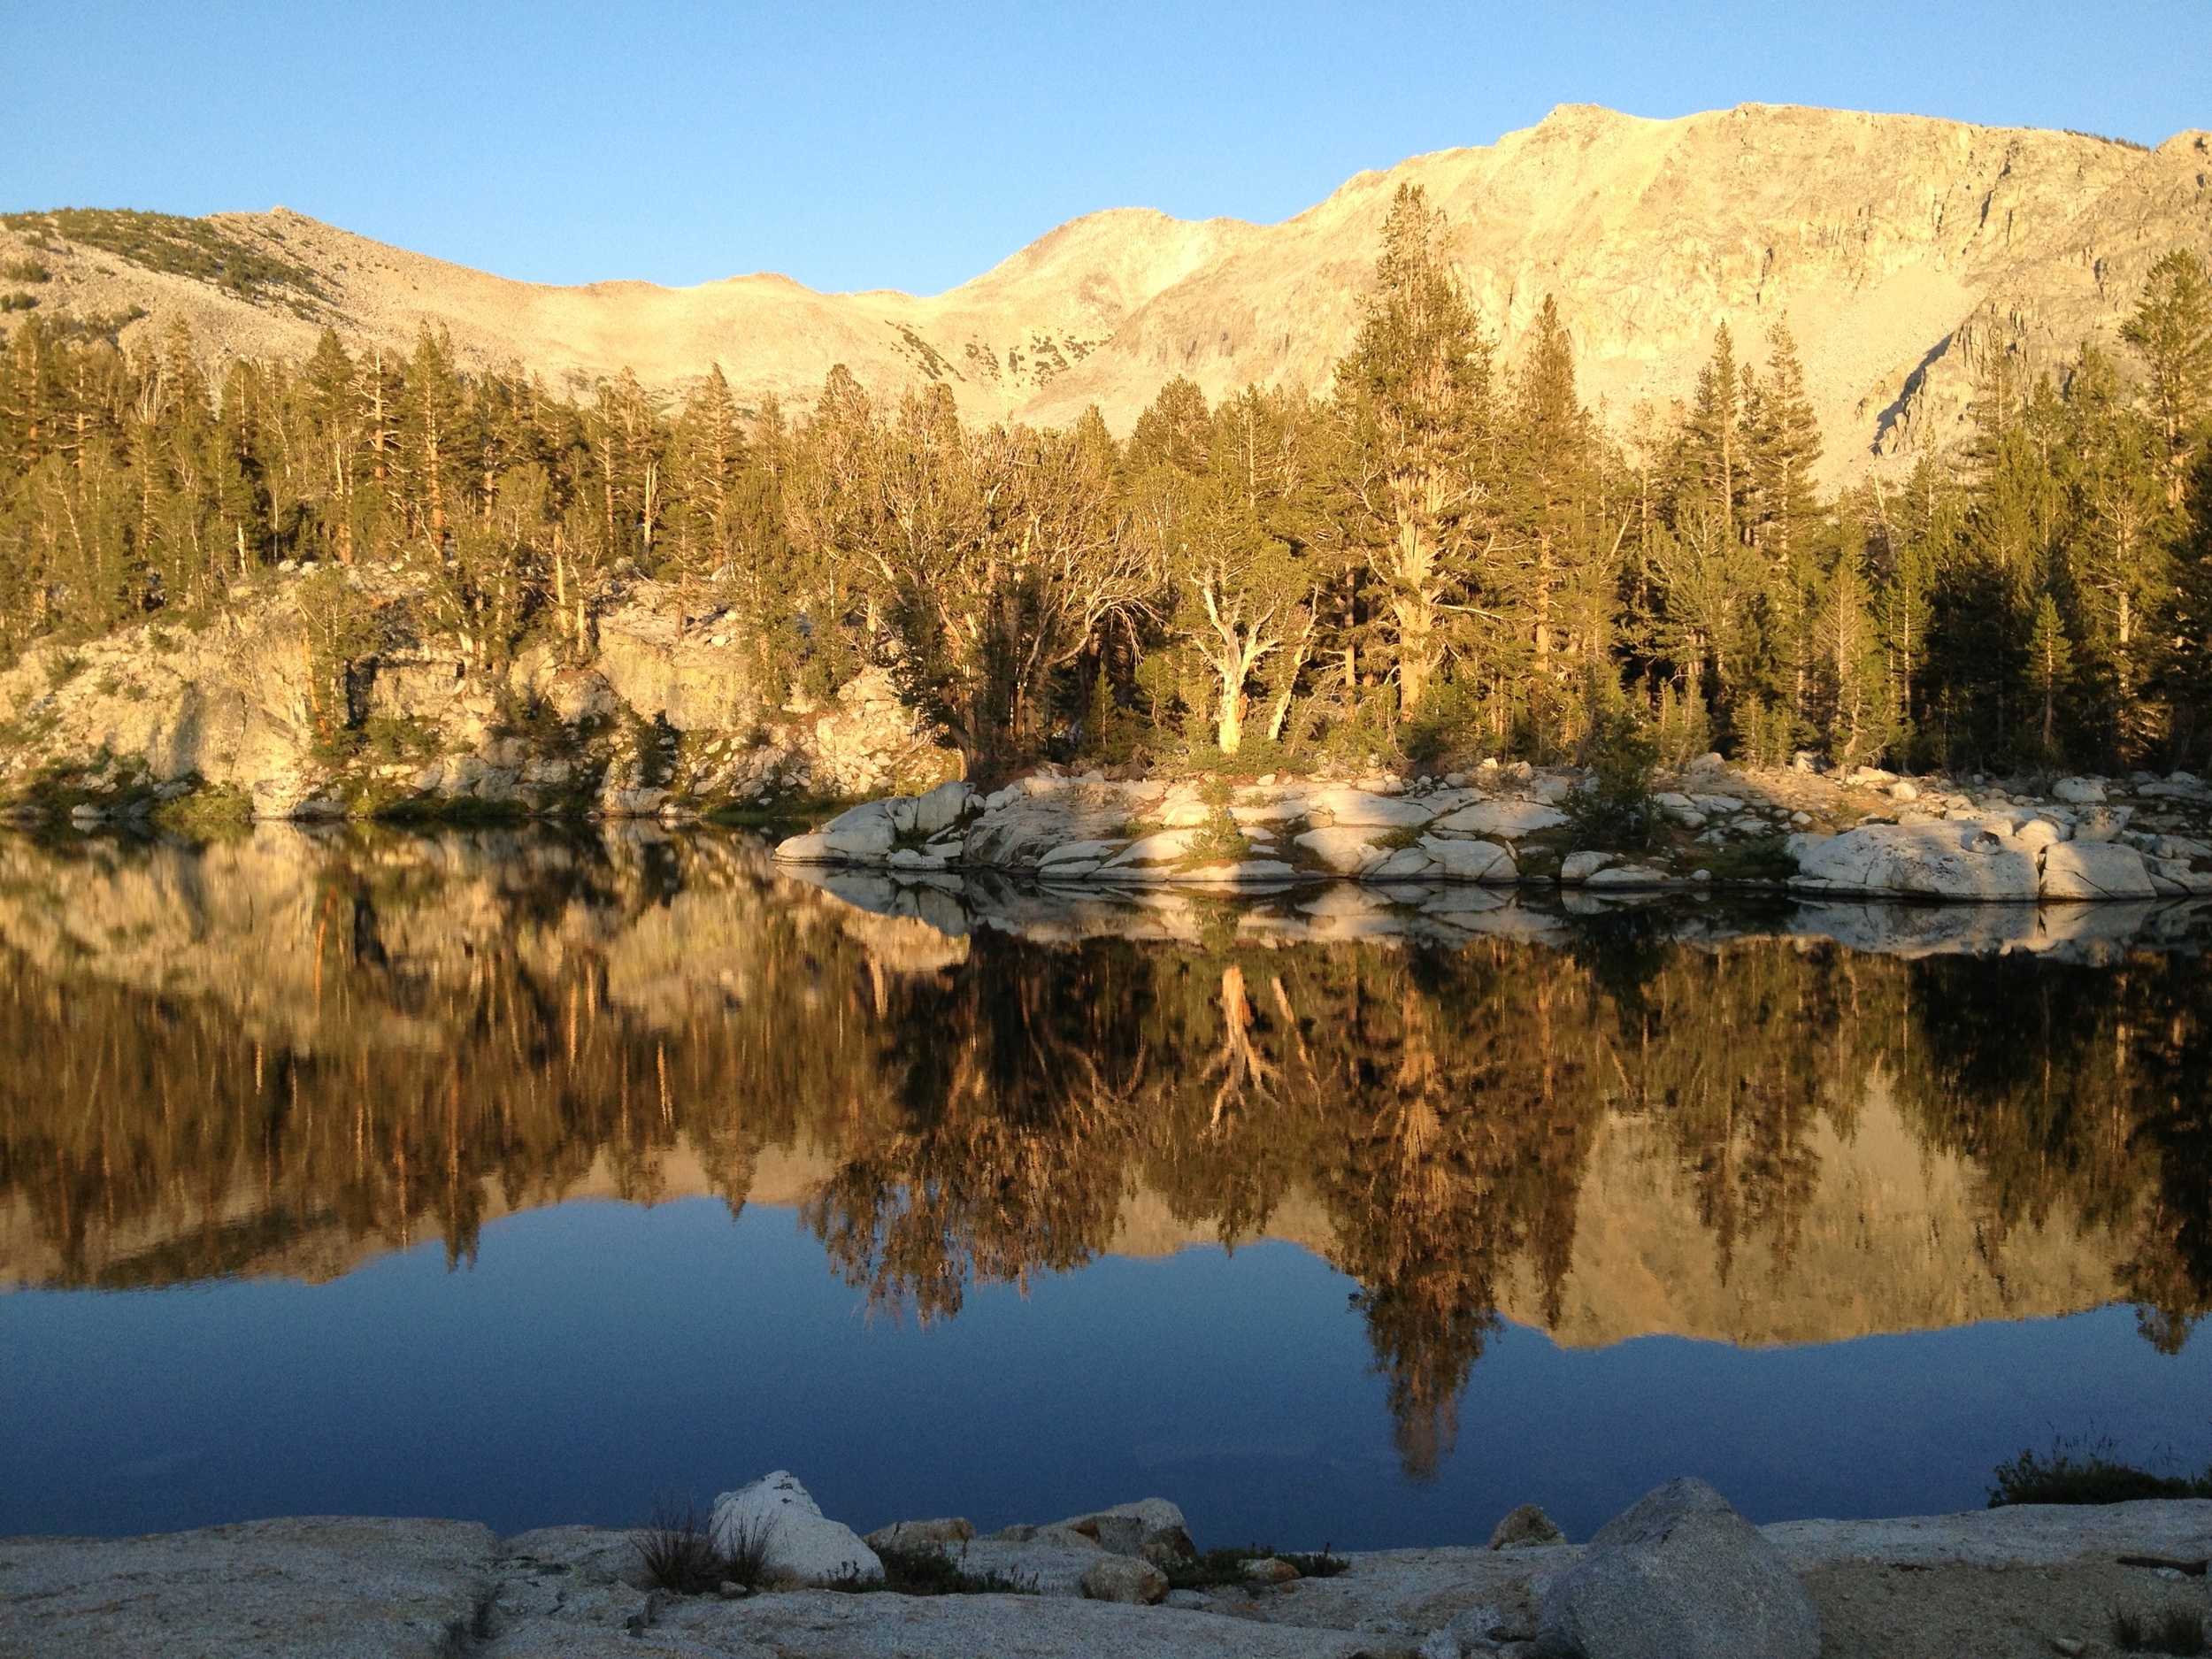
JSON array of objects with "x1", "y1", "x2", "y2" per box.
[{"x1": 6, "y1": 103, "x2": 2209, "y2": 485}]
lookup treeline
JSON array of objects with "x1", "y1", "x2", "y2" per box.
[{"x1": 2, "y1": 186, "x2": 2208, "y2": 773}]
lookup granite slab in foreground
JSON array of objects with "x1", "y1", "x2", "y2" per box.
[{"x1": 4, "y1": 1502, "x2": 2208, "y2": 1659}]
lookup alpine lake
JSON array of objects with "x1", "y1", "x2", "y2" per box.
[{"x1": 3, "y1": 823, "x2": 2208, "y2": 1553}]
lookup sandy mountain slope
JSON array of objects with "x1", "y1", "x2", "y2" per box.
[{"x1": 5, "y1": 102, "x2": 2208, "y2": 485}]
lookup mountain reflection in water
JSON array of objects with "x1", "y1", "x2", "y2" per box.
[{"x1": 2, "y1": 825, "x2": 2208, "y2": 1484}]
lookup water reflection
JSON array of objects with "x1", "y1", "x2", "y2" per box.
[{"x1": 1, "y1": 826, "x2": 2207, "y2": 1477}]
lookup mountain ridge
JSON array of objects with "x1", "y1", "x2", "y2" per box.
[{"x1": 4, "y1": 101, "x2": 2208, "y2": 485}]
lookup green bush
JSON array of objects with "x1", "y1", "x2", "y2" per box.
[{"x1": 1564, "y1": 708, "x2": 1661, "y2": 851}]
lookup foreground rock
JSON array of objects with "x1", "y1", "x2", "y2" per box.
[
  {"x1": 7, "y1": 1498, "x2": 2210, "y2": 1657},
  {"x1": 1535, "y1": 1479, "x2": 1819, "y2": 1659},
  {"x1": 711, "y1": 1471, "x2": 880, "y2": 1585},
  {"x1": 0, "y1": 1516, "x2": 502, "y2": 1659}
]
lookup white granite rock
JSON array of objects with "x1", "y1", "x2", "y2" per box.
[
  {"x1": 1585, "y1": 864, "x2": 1669, "y2": 888},
  {"x1": 2052, "y1": 777, "x2": 2108, "y2": 804},
  {"x1": 711, "y1": 1471, "x2": 881, "y2": 1586},
  {"x1": 1055, "y1": 1497, "x2": 1199, "y2": 1563},
  {"x1": 1307, "y1": 787, "x2": 1434, "y2": 828},
  {"x1": 1421, "y1": 835, "x2": 1516, "y2": 882},
  {"x1": 2039, "y1": 840, "x2": 2156, "y2": 900},
  {"x1": 1172, "y1": 859, "x2": 1301, "y2": 884},
  {"x1": 1790, "y1": 824, "x2": 2039, "y2": 900},
  {"x1": 911, "y1": 780, "x2": 976, "y2": 835},
  {"x1": 0, "y1": 1517, "x2": 503, "y2": 1659},
  {"x1": 1294, "y1": 826, "x2": 1388, "y2": 873},
  {"x1": 1560, "y1": 851, "x2": 1615, "y2": 882},
  {"x1": 1368, "y1": 845, "x2": 1441, "y2": 879},
  {"x1": 1041, "y1": 839, "x2": 1127, "y2": 866},
  {"x1": 1431, "y1": 800, "x2": 1569, "y2": 838},
  {"x1": 1103, "y1": 828, "x2": 1202, "y2": 867}
]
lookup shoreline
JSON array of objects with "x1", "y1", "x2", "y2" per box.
[
  {"x1": 4, "y1": 1496, "x2": 2208, "y2": 1657},
  {"x1": 772, "y1": 762, "x2": 2212, "y2": 906}
]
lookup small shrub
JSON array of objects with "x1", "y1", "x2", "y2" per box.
[
  {"x1": 0, "y1": 292, "x2": 38, "y2": 312},
  {"x1": 45, "y1": 652, "x2": 85, "y2": 689},
  {"x1": 1700, "y1": 830, "x2": 1798, "y2": 883},
  {"x1": 2160, "y1": 1608, "x2": 2210, "y2": 1656},
  {"x1": 1990, "y1": 1435, "x2": 2212, "y2": 1507},
  {"x1": 2114, "y1": 1607, "x2": 2212, "y2": 1656},
  {"x1": 360, "y1": 715, "x2": 441, "y2": 763},
  {"x1": 635, "y1": 1494, "x2": 725, "y2": 1595},
  {"x1": 832, "y1": 1544, "x2": 1035, "y2": 1596},
  {"x1": 1181, "y1": 807, "x2": 1252, "y2": 866},
  {"x1": 1564, "y1": 708, "x2": 1660, "y2": 852},
  {"x1": 0, "y1": 257, "x2": 50, "y2": 282},
  {"x1": 151, "y1": 780, "x2": 253, "y2": 838},
  {"x1": 1161, "y1": 1544, "x2": 1345, "y2": 1591},
  {"x1": 1164, "y1": 1547, "x2": 1271, "y2": 1590},
  {"x1": 718, "y1": 1512, "x2": 775, "y2": 1591}
]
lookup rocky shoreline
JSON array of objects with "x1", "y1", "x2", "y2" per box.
[
  {"x1": 776, "y1": 760, "x2": 2212, "y2": 904},
  {"x1": 4, "y1": 1478, "x2": 2207, "y2": 1658},
  {"x1": 4, "y1": 576, "x2": 2208, "y2": 913}
]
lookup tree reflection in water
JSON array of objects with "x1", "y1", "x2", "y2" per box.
[{"x1": 0, "y1": 826, "x2": 2205, "y2": 1475}]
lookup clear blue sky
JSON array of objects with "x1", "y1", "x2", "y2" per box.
[{"x1": 4, "y1": 3, "x2": 2205, "y2": 297}]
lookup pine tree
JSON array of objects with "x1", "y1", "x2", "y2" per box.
[
  {"x1": 1815, "y1": 533, "x2": 1894, "y2": 768},
  {"x1": 1502, "y1": 295, "x2": 1614, "y2": 749},
  {"x1": 2059, "y1": 344, "x2": 2171, "y2": 762},
  {"x1": 2121, "y1": 250, "x2": 2212, "y2": 506},
  {"x1": 1742, "y1": 321, "x2": 1822, "y2": 565},
  {"x1": 1125, "y1": 376, "x2": 1211, "y2": 478},
  {"x1": 2025, "y1": 590, "x2": 2073, "y2": 758},
  {"x1": 1333, "y1": 183, "x2": 1493, "y2": 714},
  {"x1": 397, "y1": 326, "x2": 468, "y2": 553},
  {"x1": 1682, "y1": 322, "x2": 1743, "y2": 541}
]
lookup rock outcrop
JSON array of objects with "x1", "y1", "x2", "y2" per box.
[
  {"x1": 0, "y1": 576, "x2": 960, "y2": 824},
  {"x1": 778, "y1": 769, "x2": 1571, "y2": 888},
  {"x1": 710, "y1": 1471, "x2": 881, "y2": 1586},
  {"x1": 775, "y1": 762, "x2": 2212, "y2": 903}
]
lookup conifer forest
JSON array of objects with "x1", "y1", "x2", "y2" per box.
[{"x1": 4, "y1": 185, "x2": 2209, "y2": 780}]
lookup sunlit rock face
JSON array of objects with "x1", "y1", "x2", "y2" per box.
[{"x1": 0, "y1": 828, "x2": 2204, "y2": 1408}]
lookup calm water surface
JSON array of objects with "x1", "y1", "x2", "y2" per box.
[{"x1": 1, "y1": 826, "x2": 2208, "y2": 1548}]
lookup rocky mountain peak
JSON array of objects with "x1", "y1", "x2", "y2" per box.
[{"x1": 4, "y1": 101, "x2": 2204, "y2": 480}]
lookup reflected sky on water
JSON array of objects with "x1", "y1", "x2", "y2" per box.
[{"x1": 2, "y1": 826, "x2": 2208, "y2": 1545}]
